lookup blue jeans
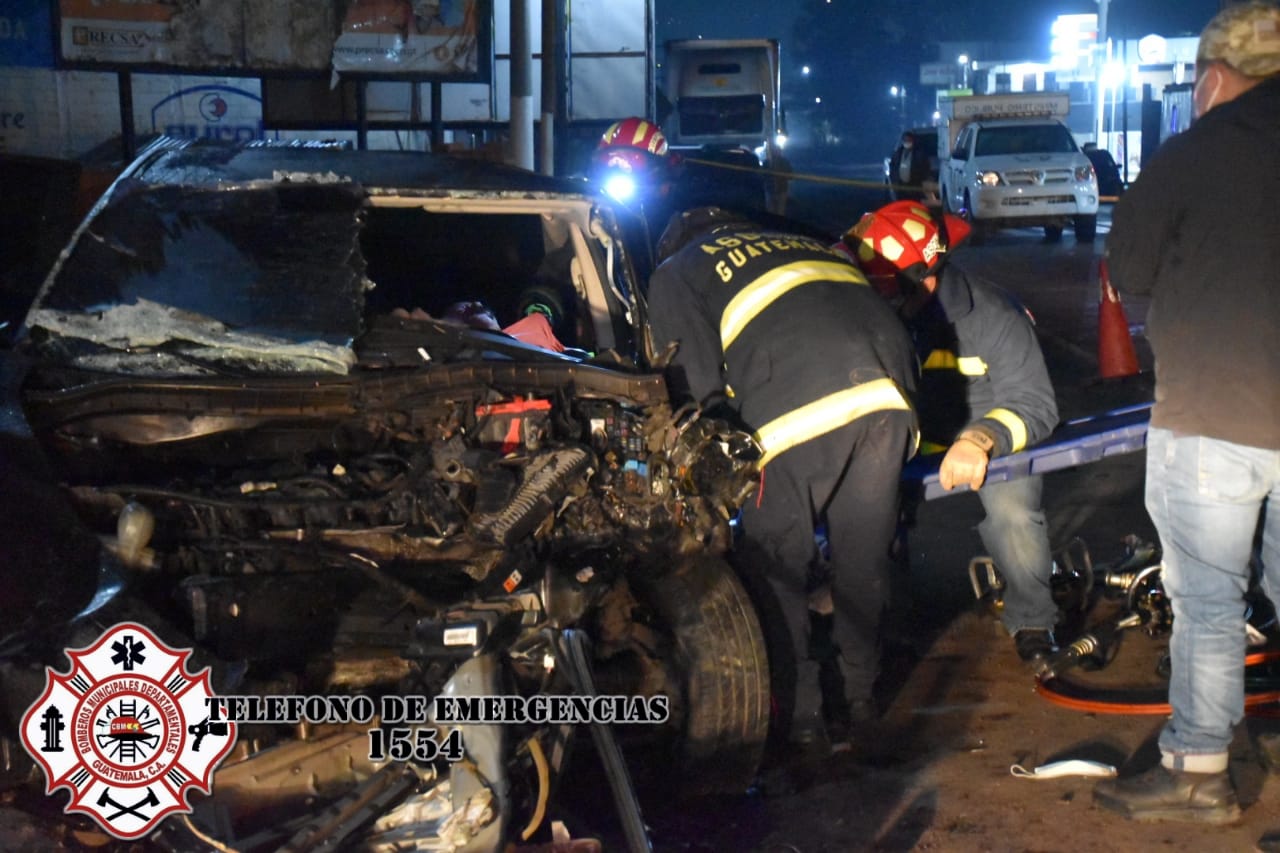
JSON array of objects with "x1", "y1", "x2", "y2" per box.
[
  {"x1": 978, "y1": 475, "x2": 1058, "y2": 635},
  {"x1": 1146, "y1": 427, "x2": 1280, "y2": 761}
]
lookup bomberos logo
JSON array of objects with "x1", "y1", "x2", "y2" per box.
[{"x1": 19, "y1": 623, "x2": 236, "y2": 840}]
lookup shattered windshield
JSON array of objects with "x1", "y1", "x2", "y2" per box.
[{"x1": 22, "y1": 182, "x2": 367, "y2": 375}]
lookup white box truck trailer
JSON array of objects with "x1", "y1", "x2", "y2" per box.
[{"x1": 662, "y1": 38, "x2": 788, "y2": 214}]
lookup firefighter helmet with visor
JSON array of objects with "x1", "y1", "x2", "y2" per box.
[
  {"x1": 599, "y1": 117, "x2": 669, "y2": 156},
  {"x1": 844, "y1": 201, "x2": 970, "y2": 295}
]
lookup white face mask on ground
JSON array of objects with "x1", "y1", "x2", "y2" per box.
[{"x1": 1010, "y1": 760, "x2": 1117, "y2": 779}]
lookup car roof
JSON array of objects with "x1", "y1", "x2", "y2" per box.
[{"x1": 126, "y1": 137, "x2": 596, "y2": 198}]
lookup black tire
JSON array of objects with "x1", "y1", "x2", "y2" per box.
[
  {"x1": 1074, "y1": 214, "x2": 1097, "y2": 243},
  {"x1": 631, "y1": 555, "x2": 770, "y2": 797},
  {"x1": 1044, "y1": 224, "x2": 1064, "y2": 242}
]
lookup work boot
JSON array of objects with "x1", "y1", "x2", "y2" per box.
[
  {"x1": 1093, "y1": 764, "x2": 1241, "y2": 825},
  {"x1": 788, "y1": 661, "x2": 829, "y2": 752},
  {"x1": 1258, "y1": 829, "x2": 1280, "y2": 853},
  {"x1": 1013, "y1": 628, "x2": 1057, "y2": 676},
  {"x1": 1256, "y1": 731, "x2": 1280, "y2": 774},
  {"x1": 754, "y1": 664, "x2": 829, "y2": 797},
  {"x1": 847, "y1": 697, "x2": 880, "y2": 724},
  {"x1": 789, "y1": 709, "x2": 831, "y2": 755}
]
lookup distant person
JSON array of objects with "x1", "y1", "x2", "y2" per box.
[
  {"x1": 591, "y1": 118, "x2": 679, "y2": 235},
  {"x1": 590, "y1": 116, "x2": 698, "y2": 278},
  {"x1": 1092, "y1": 1, "x2": 1280, "y2": 827},
  {"x1": 840, "y1": 201, "x2": 1062, "y2": 673},
  {"x1": 888, "y1": 132, "x2": 930, "y2": 201},
  {"x1": 1082, "y1": 142, "x2": 1124, "y2": 198}
]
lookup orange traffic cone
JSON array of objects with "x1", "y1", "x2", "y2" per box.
[{"x1": 1097, "y1": 258, "x2": 1139, "y2": 379}]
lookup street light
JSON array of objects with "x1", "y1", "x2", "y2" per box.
[
  {"x1": 889, "y1": 85, "x2": 906, "y2": 125},
  {"x1": 802, "y1": 65, "x2": 811, "y2": 76},
  {"x1": 958, "y1": 54, "x2": 969, "y2": 89}
]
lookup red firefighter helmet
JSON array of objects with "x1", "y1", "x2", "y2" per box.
[
  {"x1": 843, "y1": 201, "x2": 970, "y2": 295},
  {"x1": 598, "y1": 117, "x2": 669, "y2": 156}
]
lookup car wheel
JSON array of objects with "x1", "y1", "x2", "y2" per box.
[
  {"x1": 608, "y1": 555, "x2": 770, "y2": 797},
  {"x1": 1044, "y1": 224, "x2": 1064, "y2": 242},
  {"x1": 1074, "y1": 214, "x2": 1097, "y2": 243}
]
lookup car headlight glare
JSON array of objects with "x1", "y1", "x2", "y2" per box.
[
  {"x1": 977, "y1": 170, "x2": 1002, "y2": 187},
  {"x1": 1075, "y1": 165, "x2": 1095, "y2": 183}
]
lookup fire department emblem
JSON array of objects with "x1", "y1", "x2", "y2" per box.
[{"x1": 19, "y1": 622, "x2": 236, "y2": 839}]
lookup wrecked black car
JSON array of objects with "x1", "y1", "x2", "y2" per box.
[{"x1": 0, "y1": 138, "x2": 769, "y2": 850}]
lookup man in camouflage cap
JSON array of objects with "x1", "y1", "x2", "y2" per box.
[
  {"x1": 1196, "y1": 0, "x2": 1280, "y2": 78},
  {"x1": 1094, "y1": 0, "x2": 1280, "y2": 827}
]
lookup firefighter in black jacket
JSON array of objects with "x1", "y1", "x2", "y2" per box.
[
  {"x1": 646, "y1": 207, "x2": 919, "y2": 752},
  {"x1": 840, "y1": 201, "x2": 1061, "y2": 671}
]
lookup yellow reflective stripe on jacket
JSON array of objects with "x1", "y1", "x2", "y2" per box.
[
  {"x1": 720, "y1": 261, "x2": 867, "y2": 350},
  {"x1": 922, "y1": 349, "x2": 988, "y2": 376},
  {"x1": 755, "y1": 378, "x2": 911, "y2": 467},
  {"x1": 984, "y1": 407, "x2": 1028, "y2": 452}
]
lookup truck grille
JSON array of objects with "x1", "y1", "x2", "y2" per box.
[
  {"x1": 1003, "y1": 168, "x2": 1073, "y2": 186},
  {"x1": 1002, "y1": 195, "x2": 1076, "y2": 207}
]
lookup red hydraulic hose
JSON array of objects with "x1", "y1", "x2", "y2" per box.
[{"x1": 1035, "y1": 650, "x2": 1280, "y2": 716}]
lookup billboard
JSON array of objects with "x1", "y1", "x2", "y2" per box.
[
  {"x1": 332, "y1": 0, "x2": 492, "y2": 80},
  {"x1": 57, "y1": 0, "x2": 337, "y2": 73},
  {"x1": 55, "y1": 0, "x2": 492, "y2": 80}
]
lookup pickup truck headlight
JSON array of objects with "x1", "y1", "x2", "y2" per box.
[
  {"x1": 976, "y1": 170, "x2": 1003, "y2": 187},
  {"x1": 1075, "y1": 165, "x2": 1095, "y2": 183}
]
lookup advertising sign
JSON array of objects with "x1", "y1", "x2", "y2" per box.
[
  {"x1": 57, "y1": 0, "x2": 336, "y2": 72},
  {"x1": 332, "y1": 0, "x2": 492, "y2": 80},
  {"x1": 58, "y1": 0, "x2": 181, "y2": 66},
  {"x1": 920, "y1": 62, "x2": 955, "y2": 87},
  {"x1": 148, "y1": 82, "x2": 275, "y2": 143},
  {"x1": 0, "y1": 0, "x2": 56, "y2": 68}
]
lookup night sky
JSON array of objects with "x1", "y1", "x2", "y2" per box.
[
  {"x1": 656, "y1": 0, "x2": 1224, "y2": 45},
  {"x1": 654, "y1": 0, "x2": 1224, "y2": 157}
]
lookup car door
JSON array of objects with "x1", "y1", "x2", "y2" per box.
[{"x1": 946, "y1": 126, "x2": 972, "y2": 211}]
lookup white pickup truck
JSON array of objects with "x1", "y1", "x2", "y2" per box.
[{"x1": 938, "y1": 93, "x2": 1099, "y2": 243}]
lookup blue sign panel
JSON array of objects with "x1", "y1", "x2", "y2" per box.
[{"x1": 0, "y1": 1, "x2": 56, "y2": 68}]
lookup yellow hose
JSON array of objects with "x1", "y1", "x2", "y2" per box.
[{"x1": 520, "y1": 735, "x2": 551, "y2": 841}]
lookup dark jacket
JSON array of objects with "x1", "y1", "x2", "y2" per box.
[
  {"x1": 910, "y1": 262, "x2": 1059, "y2": 458},
  {"x1": 1107, "y1": 75, "x2": 1280, "y2": 450},
  {"x1": 890, "y1": 143, "x2": 931, "y2": 188},
  {"x1": 646, "y1": 227, "x2": 917, "y2": 466}
]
